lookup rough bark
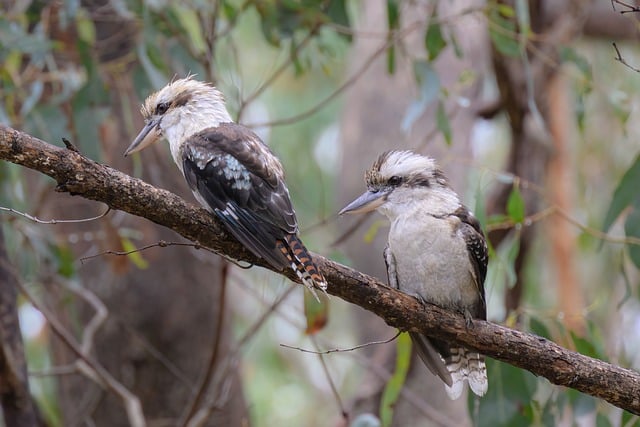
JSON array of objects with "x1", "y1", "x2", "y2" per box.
[{"x1": 2, "y1": 125, "x2": 640, "y2": 415}]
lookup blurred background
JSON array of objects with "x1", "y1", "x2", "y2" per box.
[{"x1": 1, "y1": 1, "x2": 640, "y2": 426}]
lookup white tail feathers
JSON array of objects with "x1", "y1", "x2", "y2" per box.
[{"x1": 444, "y1": 347, "x2": 488, "y2": 400}]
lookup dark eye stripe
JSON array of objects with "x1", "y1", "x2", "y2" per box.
[{"x1": 410, "y1": 175, "x2": 431, "y2": 187}]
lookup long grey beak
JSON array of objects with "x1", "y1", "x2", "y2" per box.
[
  {"x1": 124, "y1": 119, "x2": 161, "y2": 157},
  {"x1": 339, "y1": 190, "x2": 387, "y2": 215}
]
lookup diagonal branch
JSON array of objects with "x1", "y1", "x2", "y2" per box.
[{"x1": 1, "y1": 124, "x2": 640, "y2": 415}]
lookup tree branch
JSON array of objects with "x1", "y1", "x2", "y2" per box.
[{"x1": 1, "y1": 124, "x2": 639, "y2": 415}]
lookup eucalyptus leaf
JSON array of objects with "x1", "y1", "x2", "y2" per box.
[
  {"x1": 488, "y1": 6, "x2": 521, "y2": 57},
  {"x1": 380, "y1": 333, "x2": 411, "y2": 427},
  {"x1": 506, "y1": 185, "x2": 525, "y2": 224},
  {"x1": 436, "y1": 100, "x2": 451, "y2": 145},
  {"x1": 624, "y1": 207, "x2": 640, "y2": 269},
  {"x1": 425, "y1": 12, "x2": 446, "y2": 61},
  {"x1": 401, "y1": 61, "x2": 440, "y2": 133},
  {"x1": 602, "y1": 153, "x2": 640, "y2": 233}
]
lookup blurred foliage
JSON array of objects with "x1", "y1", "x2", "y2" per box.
[
  {"x1": 487, "y1": 3, "x2": 522, "y2": 57},
  {"x1": 379, "y1": 333, "x2": 411, "y2": 427},
  {"x1": 603, "y1": 153, "x2": 640, "y2": 269},
  {"x1": 2, "y1": 0, "x2": 640, "y2": 426},
  {"x1": 1, "y1": 1, "x2": 350, "y2": 425}
]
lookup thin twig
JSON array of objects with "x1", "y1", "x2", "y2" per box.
[
  {"x1": 29, "y1": 364, "x2": 78, "y2": 377},
  {"x1": 613, "y1": 42, "x2": 640, "y2": 73},
  {"x1": 280, "y1": 331, "x2": 402, "y2": 355},
  {"x1": 115, "y1": 318, "x2": 194, "y2": 389},
  {"x1": 236, "y1": 26, "x2": 320, "y2": 122},
  {"x1": 0, "y1": 205, "x2": 111, "y2": 224},
  {"x1": 612, "y1": 0, "x2": 640, "y2": 13},
  {"x1": 246, "y1": 21, "x2": 424, "y2": 128},
  {"x1": 185, "y1": 283, "x2": 298, "y2": 426},
  {"x1": 234, "y1": 273, "x2": 462, "y2": 427},
  {"x1": 179, "y1": 262, "x2": 229, "y2": 427},
  {"x1": 16, "y1": 282, "x2": 146, "y2": 427},
  {"x1": 63, "y1": 281, "x2": 108, "y2": 356},
  {"x1": 330, "y1": 211, "x2": 375, "y2": 248},
  {"x1": 79, "y1": 239, "x2": 253, "y2": 269},
  {"x1": 310, "y1": 335, "x2": 348, "y2": 421}
]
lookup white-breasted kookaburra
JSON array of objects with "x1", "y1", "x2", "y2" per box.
[
  {"x1": 339, "y1": 150, "x2": 488, "y2": 399},
  {"x1": 124, "y1": 76, "x2": 327, "y2": 292}
]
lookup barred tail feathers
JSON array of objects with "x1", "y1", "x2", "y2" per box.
[
  {"x1": 467, "y1": 351, "x2": 488, "y2": 396},
  {"x1": 444, "y1": 347, "x2": 488, "y2": 400},
  {"x1": 277, "y1": 235, "x2": 327, "y2": 291}
]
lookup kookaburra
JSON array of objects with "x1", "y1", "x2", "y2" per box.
[
  {"x1": 124, "y1": 76, "x2": 327, "y2": 293},
  {"x1": 339, "y1": 150, "x2": 488, "y2": 399}
]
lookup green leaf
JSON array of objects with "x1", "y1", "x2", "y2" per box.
[
  {"x1": 617, "y1": 253, "x2": 633, "y2": 308},
  {"x1": 304, "y1": 291, "x2": 329, "y2": 335},
  {"x1": 528, "y1": 316, "x2": 552, "y2": 340},
  {"x1": 436, "y1": 100, "x2": 451, "y2": 145},
  {"x1": 506, "y1": 185, "x2": 525, "y2": 224},
  {"x1": 380, "y1": 333, "x2": 411, "y2": 427},
  {"x1": 326, "y1": 0, "x2": 351, "y2": 41},
  {"x1": 386, "y1": 0, "x2": 399, "y2": 74},
  {"x1": 474, "y1": 180, "x2": 487, "y2": 231},
  {"x1": 121, "y1": 237, "x2": 149, "y2": 269},
  {"x1": 425, "y1": 11, "x2": 446, "y2": 61},
  {"x1": 621, "y1": 409, "x2": 640, "y2": 427},
  {"x1": 488, "y1": 6, "x2": 521, "y2": 57},
  {"x1": 52, "y1": 245, "x2": 75, "y2": 278},
  {"x1": 364, "y1": 220, "x2": 386, "y2": 244},
  {"x1": 387, "y1": 0, "x2": 399, "y2": 31},
  {"x1": 602, "y1": 153, "x2": 640, "y2": 232},
  {"x1": 624, "y1": 206, "x2": 640, "y2": 268},
  {"x1": 505, "y1": 230, "x2": 521, "y2": 288},
  {"x1": 496, "y1": 4, "x2": 516, "y2": 17},
  {"x1": 570, "y1": 330, "x2": 603, "y2": 360},
  {"x1": 387, "y1": 45, "x2": 395, "y2": 74},
  {"x1": 448, "y1": 29, "x2": 464, "y2": 58},
  {"x1": 597, "y1": 413, "x2": 613, "y2": 427},
  {"x1": 221, "y1": 0, "x2": 237, "y2": 21},
  {"x1": 402, "y1": 60, "x2": 439, "y2": 132},
  {"x1": 472, "y1": 359, "x2": 538, "y2": 427},
  {"x1": 559, "y1": 46, "x2": 593, "y2": 83},
  {"x1": 414, "y1": 60, "x2": 440, "y2": 103},
  {"x1": 75, "y1": 10, "x2": 96, "y2": 45}
]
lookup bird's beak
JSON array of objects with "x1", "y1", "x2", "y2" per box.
[
  {"x1": 339, "y1": 190, "x2": 387, "y2": 215},
  {"x1": 124, "y1": 119, "x2": 161, "y2": 157}
]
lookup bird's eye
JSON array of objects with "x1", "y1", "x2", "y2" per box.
[
  {"x1": 388, "y1": 176, "x2": 402, "y2": 186},
  {"x1": 156, "y1": 102, "x2": 170, "y2": 115}
]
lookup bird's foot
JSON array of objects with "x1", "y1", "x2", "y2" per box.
[{"x1": 464, "y1": 309, "x2": 474, "y2": 328}]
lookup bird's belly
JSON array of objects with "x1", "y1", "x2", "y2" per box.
[{"x1": 389, "y1": 222, "x2": 477, "y2": 310}]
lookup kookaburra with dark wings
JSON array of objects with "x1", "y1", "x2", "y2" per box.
[
  {"x1": 124, "y1": 77, "x2": 326, "y2": 292},
  {"x1": 340, "y1": 150, "x2": 488, "y2": 399}
]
